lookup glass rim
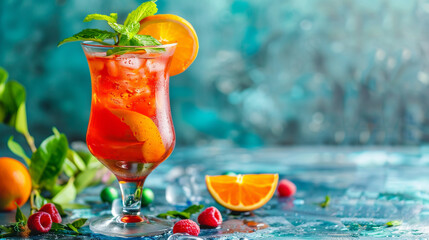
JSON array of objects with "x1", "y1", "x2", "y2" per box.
[{"x1": 81, "y1": 41, "x2": 177, "y2": 49}]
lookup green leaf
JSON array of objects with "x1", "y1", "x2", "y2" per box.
[
  {"x1": 110, "y1": 13, "x2": 118, "y2": 21},
  {"x1": 63, "y1": 159, "x2": 78, "y2": 177},
  {"x1": 67, "y1": 150, "x2": 86, "y2": 171},
  {"x1": 71, "y1": 218, "x2": 88, "y2": 229},
  {"x1": 386, "y1": 220, "x2": 402, "y2": 227},
  {"x1": 130, "y1": 35, "x2": 164, "y2": 53},
  {"x1": 183, "y1": 204, "x2": 204, "y2": 214},
  {"x1": 157, "y1": 211, "x2": 190, "y2": 219},
  {"x1": 124, "y1": 0, "x2": 157, "y2": 26},
  {"x1": 52, "y1": 178, "x2": 77, "y2": 205},
  {"x1": 319, "y1": 195, "x2": 330, "y2": 208},
  {"x1": 0, "y1": 225, "x2": 13, "y2": 233},
  {"x1": 108, "y1": 22, "x2": 127, "y2": 34},
  {"x1": 0, "y1": 77, "x2": 29, "y2": 135},
  {"x1": 0, "y1": 67, "x2": 8, "y2": 85},
  {"x1": 7, "y1": 136, "x2": 30, "y2": 165},
  {"x1": 58, "y1": 29, "x2": 117, "y2": 47},
  {"x1": 74, "y1": 167, "x2": 98, "y2": 193},
  {"x1": 156, "y1": 205, "x2": 204, "y2": 219},
  {"x1": 29, "y1": 131, "x2": 68, "y2": 188},
  {"x1": 34, "y1": 192, "x2": 48, "y2": 209},
  {"x1": 15, "y1": 204, "x2": 27, "y2": 223},
  {"x1": 83, "y1": 13, "x2": 117, "y2": 23},
  {"x1": 50, "y1": 222, "x2": 66, "y2": 231},
  {"x1": 75, "y1": 151, "x2": 98, "y2": 166},
  {"x1": 60, "y1": 203, "x2": 90, "y2": 209},
  {"x1": 106, "y1": 47, "x2": 144, "y2": 56},
  {"x1": 66, "y1": 223, "x2": 80, "y2": 234}
]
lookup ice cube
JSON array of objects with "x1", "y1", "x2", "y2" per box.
[
  {"x1": 146, "y1": 59, "x2": 166, "y2": 72},
  {"x1": 118, "y1": 56, "x2": 143, "y2": 69},
  {"x1": 167, "y1": 233, "x2": 203, "y2": 240}
]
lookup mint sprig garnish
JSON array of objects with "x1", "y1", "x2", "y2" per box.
[{"x1": 58, "y1": 0, "x2": 163, "y2": 55}]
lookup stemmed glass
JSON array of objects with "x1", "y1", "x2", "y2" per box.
[{"x1": 81, "y1": 42, "x2": 177, "y2": 237}]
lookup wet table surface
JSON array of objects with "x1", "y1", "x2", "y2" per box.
[{"x1": 2, "y1": 146, "x2": 429, "y2": 239}]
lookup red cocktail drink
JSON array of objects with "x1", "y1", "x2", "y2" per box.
[{"x1": 84, "y1": 45, "x2": 176, "y2": 182}]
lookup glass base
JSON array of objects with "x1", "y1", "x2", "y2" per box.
[{"x1": 90, "y1": 215, "x2": 173, "y2": 237}]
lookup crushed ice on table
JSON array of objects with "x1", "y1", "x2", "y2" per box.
[{"x1": 165, "y1": 165, "x2": 208, "y2": 207}]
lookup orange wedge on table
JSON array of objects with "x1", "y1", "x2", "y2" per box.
[
  {"x1": 139, "y1": 14, "x2": 199, "y2": 76},
  {"x1": 206, "y1": 174, "x2": 279, "y2": 212}
]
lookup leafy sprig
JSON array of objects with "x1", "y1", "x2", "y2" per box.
[
  {"x1": 0, "y1": 204, "x2": 87, "y2": 237},
  {"x1": 58, "y1": 0, "x2": 163, "y2": 55},
  {"x1": 319, "y1": 195, "x2": 330, "y2": 208},
  {"x1": 157, "y1": 205, "x2": 204, "y2": 219},
  {"x1": 1, "y1": 67, "x2": 113, "y2": 213}
]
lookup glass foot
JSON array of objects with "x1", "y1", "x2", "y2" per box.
[{"x1": 90, "y1": 215, "x2": 173, "y2": 237}]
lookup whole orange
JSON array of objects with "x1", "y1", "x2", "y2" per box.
[{"x1": 0, "y1": 157, "x2": 32, "y2": 211}]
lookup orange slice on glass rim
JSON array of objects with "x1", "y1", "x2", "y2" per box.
[
  {"x1": 138, "y1": 14, "x2": 199, "y2": 76},
  {"x1": 206, "y1": 174, "x2": 279, "y2": 212}
]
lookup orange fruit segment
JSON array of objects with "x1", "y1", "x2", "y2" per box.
[
  {"x1": 110, "y1": 109, "x2": 166, "y2": 162},
  {"x1": 138, "y1": 14, "x2": 198, "y2": 76},
  {"x1": 0, "y1": 157, "x2": 32, "y2": 211},
  {"x1": 206, "y1": 174, "x2": 279, "y2": 212}
]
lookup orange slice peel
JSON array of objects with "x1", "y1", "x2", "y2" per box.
[
  {"x1": 139, "y1": 14, "x2": 199, "y2": 76},
  {"x1": 206, "y1": 174, "x2": 279, "y2": 212}
]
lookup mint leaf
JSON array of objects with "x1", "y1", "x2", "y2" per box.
[
  {"x1": 50, "y1": 222, "x2": 66, "y2": 231},
  {"x1": 157, "y1": 211, "x2": 190, "y2": 219},
  {"x1": 30, "y1": 130, "x2": 68, "y2": 189},
  {"x1": 386, "y1": 220, "x2": 402, "y2": 227},
  {"x1": 183, "y1": 204, "x2": 204, "y2": 214},
  {"x1": 84, "y1": 14, "x2": 117, "y2": 23},
  {"x1": 131, "y1": 34, "x2": 162, "y2": 47},
  {"x1": 57, "y1": 29, "x2": 117, "y2": 46},
  {"x1": 124, "y1": 0, "x2": 157, "y2": 26},
  {"x1": 7, "y1": 136, "x2": 31, "y2": 165},
  {"x1": 71, "y1": 218, "x2": 88, "y2": 229},
  {"x1": 106, "y1": 47, "x2": 144, "y2": 56},
  {"x1": 157, "y1": 205, "x2": 204, "y2": 219},
  {"x1": 15, "y1": 204, "x2": 27, "y2": 223},
  {"x1": 108, "y1": 23, "x2": 127, "y2": 35},
  {"x1": 66, "y1": 223, "x2": 79, "y2": 234},
  {"x1": 319, "y1": 195, "x2": 330, "y2": 208},
  {"x1": 110, "y1": 13, "x2": 118, "y2": 21}
]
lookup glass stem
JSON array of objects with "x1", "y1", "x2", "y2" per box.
[{"x1": 119, "y1": 181, "x2": 144, "y2": 216}]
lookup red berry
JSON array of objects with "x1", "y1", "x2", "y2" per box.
[
  {"x1": 39, "y1": 203, "x2": 62, "y2": 223},
  {"x1": 198, "y1": 206, "x2": 222, "y2": 227},
  {"x1": 27, "y1": 212, "x2": 52, "y2": 233},
  {"x1": 173, "y1": 219, "x2": 200, "y2": 236},
  {"x1": 277, "y1": 179, "x2": 296, "y2": 197}
]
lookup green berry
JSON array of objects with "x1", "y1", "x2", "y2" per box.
[
  {"x1": 141, "y1": 188, "x2": 154, "y2": 207},
  {"x1": 100, "y1": 186, "x2": 119, "y2": 203},
  {"x1": 223, "y1": 171, "x2": 237, "y2": 176}
]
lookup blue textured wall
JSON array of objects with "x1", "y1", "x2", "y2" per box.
[{"x1": 1, "y1": 0, "x2": 429, "y2": 149}]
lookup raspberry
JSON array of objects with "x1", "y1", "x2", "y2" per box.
[
  {"x1": 173, "y1": 219, "x2": 200, "y2": 236},
  {"x1": 39, "y1": 203, "x2": 62, "y2": 223},
  {"x1": 197, "y1": 206, "x2": 222, "y2": 228},
  {"x1": 277, "y1": 179, "x2": 296, "y2": 197},
  {"x1": 27, "y1": 212, "x2": 52, "y2": 233}
]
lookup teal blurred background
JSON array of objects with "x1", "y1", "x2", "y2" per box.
[{"x1": 1, "y1": 0, "x2": 429, "y2": 151}]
